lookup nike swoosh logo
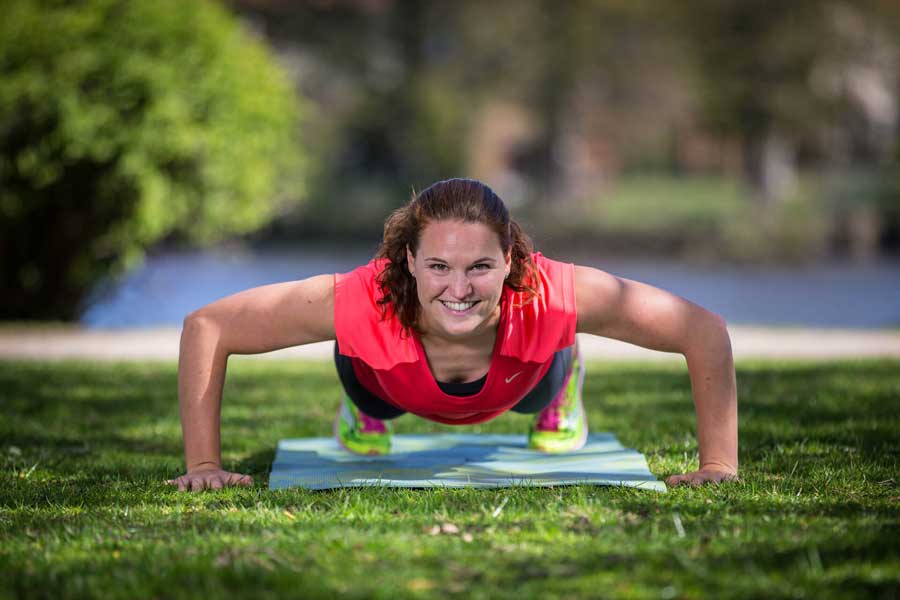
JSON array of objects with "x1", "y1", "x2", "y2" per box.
[{"x1": 505, "y1": 370, "x2": 524, "y2": 383}]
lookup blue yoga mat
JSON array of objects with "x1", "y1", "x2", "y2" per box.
[{"x1": 269, "y1": 433, "x2": 666, "y2": 492}]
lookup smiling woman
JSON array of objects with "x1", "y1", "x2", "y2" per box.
[
  {"x1": 409, "y1": 220, "x2": 508, "y2": 340},
  {"x1": 169, "y1": 178, "x2": 738, "y2": 492},
  {"x1": 333, "y1": 181, "x2": 578, "y2": 429}
]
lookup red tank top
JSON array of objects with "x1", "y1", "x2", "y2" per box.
[{"x1": 333, "y1": 252, "x2": 577, "y2": 425}]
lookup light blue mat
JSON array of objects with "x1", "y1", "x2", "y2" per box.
[{"x1": 269, "y1": 433, "x2": 666, "y2": 492}]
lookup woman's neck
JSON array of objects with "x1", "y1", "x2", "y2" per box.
[
  {"x1": 417, "y1": 304, "x2": 501, "y2": 384},
  {"x1": 418, "y1": 303, "x2": 502, "y2": 348}
]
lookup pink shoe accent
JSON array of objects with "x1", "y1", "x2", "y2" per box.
[
  {"x1": 358, "y1": 411, "x2": 388, "y2": 433},
  {"x1": 534, "y1": 368, "x2": 574, "y2": 432}
]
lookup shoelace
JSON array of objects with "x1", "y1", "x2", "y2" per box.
[{"x1": 358, "y1": 411, "x2": 388, "y2": 434}]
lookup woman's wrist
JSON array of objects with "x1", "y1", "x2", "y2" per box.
[
  {"x1": 187, "y1": 460, "x2": 222, "y2": 473},
  {"x1": 699, "y1": 459, "x2": 738, "y2": 474}
]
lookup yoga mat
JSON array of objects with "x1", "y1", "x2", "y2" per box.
[{"x1": 269, "y1": 433, "x2": 666, "y2": 492}]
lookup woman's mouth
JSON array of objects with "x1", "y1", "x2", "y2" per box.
[{"x1": 440, "y1": 300, "x2": 480, "y2": 314}]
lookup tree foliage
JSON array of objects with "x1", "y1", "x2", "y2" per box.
[{"x1": 0, "y1": 0, "x2": 307, "y2": 319}]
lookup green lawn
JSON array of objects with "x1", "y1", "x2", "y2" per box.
[
  {"x1": 529, "y1": 174, "x2": 832, "y2": 262},
  {"x1": 1, "y1": 359, "x2": 897, "y2": 599}
]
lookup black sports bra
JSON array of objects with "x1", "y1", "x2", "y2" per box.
[{"x1": 435, "y1": 374, "x2": 487, "y2": 396}]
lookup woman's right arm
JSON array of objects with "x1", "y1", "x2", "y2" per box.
[{"x1": 167, "y1": 274, "x2": 336, "y2": 492}]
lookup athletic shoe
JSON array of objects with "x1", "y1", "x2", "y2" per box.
[
  {"x1": 334, "y1": 396, "x2": 392, "y2": 455},
  {"x1": 528, "y1": 347, "x2": 587, "y2": 452}
]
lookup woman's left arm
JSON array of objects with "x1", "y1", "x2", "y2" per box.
[{"x1": 574, "y1": 265, "x2": 738, "y2": 487}]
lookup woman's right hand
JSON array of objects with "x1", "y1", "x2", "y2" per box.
[{"x1": 166, "y1": 468, "x2": 253, "y2": 492}]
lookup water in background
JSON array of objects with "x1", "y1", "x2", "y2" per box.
[{"x1": 80, "y1": 245, "x2": 900, "y2": 329}]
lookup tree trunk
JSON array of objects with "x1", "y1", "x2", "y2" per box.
[{"x1": 742, "y1": 130, "x2": 797, "y2": 206}]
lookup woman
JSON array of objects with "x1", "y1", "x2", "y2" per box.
[{"x1": 168, "y1": 179, "x2": 738, "y2": 492}]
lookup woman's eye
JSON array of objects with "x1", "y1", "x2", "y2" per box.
[{"x1": 427, "y1": 263, "x2": 489, "y2": 271}]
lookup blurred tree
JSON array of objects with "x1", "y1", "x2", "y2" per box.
[
  {"x1": 0, "y1": 0, "x2": 308, "y2": 320},
  {"x1": 234, "y1": 0, "x2": 448, "y2": 236},
  {"x1": 232, "y1": 0, "x2": 899, "y2": 258},
  {"x1": 681, "y1": 0, "x2": 833, "y2": 205},
  {"x1": 682, "y1": 0, "x2": 899, "y2": 207},
  {"x1": 240, "y1": 0, "x2": 687, "y2": 214}
]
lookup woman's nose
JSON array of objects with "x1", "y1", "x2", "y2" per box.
[{"x1": 448, "y1": 271, "x2": 473, "y2": 298}]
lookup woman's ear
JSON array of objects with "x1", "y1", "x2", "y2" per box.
[{"x1": 406, "y1": 245, "x2": 416, "y2": 277}]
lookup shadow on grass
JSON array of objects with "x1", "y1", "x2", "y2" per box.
[
  {"x1": 590, "y1": 362, "x2": 899, "y2": 459},
  {"x1": 236, "y1": 448, "x2": 278, "y2": 485},
  {"x1": 1, "y1": 359, "x2": 898, "y2": 504}
]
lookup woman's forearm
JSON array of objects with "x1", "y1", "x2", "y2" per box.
[
  {"x1": 683, "y1": 317, "x2": 739, "y2": 473},
  {"x1": 178, "y1": 313, "x2": 229, "y2": 472}
]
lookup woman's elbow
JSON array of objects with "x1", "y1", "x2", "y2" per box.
[
  {"x1": 708, "y1": 311, "x2": 728, "y2": 335},
  {"x1": 181, "y1": 309, "x2": 225, "y2": 346},
  {"x1": 179, "y1": 309, "x2": 233, "y2": 361},
  {"x1": 704, "y1": 310, "x2": 733, "y2": 355},
  {"x1": 183, "y1": 308, "x2": 214, "y2": 330},
  {"x1": 684, "y1": 309, "x2": 732, "y2": 359}
]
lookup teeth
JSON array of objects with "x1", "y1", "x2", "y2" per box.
[{"x1": 442, "y1": 301, "x2": 477, "y2": 312}]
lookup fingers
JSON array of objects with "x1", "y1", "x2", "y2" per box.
[
  {"x1": 665, "y1": 473, "x2": 691, "y2": 486},
  {"x1": 165, "y1": 476, "x2": 190, "y2": 492},
  {"x1": 167, "y1": 471, "x2": 254, "y2": 492},
  {"x1": 666, "y1": 474, "x2": 690, "y2": 487},
  {"x1": 225, "y1": 472, "x2": 253, "y2": 487},
  {"x1": 666, "y1": 470, "x2": 738, "y2": 487}
]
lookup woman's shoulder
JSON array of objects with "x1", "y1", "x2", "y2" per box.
[
  {"x1": 333, "y1": 258, "x2": 417, "y2": 369},
  {"x1": 336, "y1": 257, "x2": 390, "y2": 283},
  {"x1": 499, "y1": 251, "x2": 577, "y2": 363},
  {"x1": 519, "y1": 251, "x2": 575, "y2": 308},
  {"x1": 334, "y1": 258, "x2": 390, "y2": 315},
  {"x1": 529, "y1": 251, "x2": 573, "y2": 269}
]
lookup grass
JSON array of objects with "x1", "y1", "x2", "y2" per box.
[
  {"x1": 1, "y1": 358, "x2": 897, "y2": 599},
  {"x1": 586, "y1": 175, "x2": 750, "y2": 235},
  {"x1": 531, "y1": 174, "x2": 833, "y2": 262}
]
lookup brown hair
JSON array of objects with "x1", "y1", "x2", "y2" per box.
[{"x1": 374, "y1": 178, "x2": 539, "y2": 334}]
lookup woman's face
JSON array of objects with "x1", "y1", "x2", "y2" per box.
[{"x1": 407, "y1": 219, "x2": 511, "y2": 341}]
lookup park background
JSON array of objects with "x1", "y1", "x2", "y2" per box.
[
  {"x1": 2, "y1": 0, "x2": 900, "y2": 330},
  {"x1": 1, "y1": 2, "x2": 899, "y2": 599}
]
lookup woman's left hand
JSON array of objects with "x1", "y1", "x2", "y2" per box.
[{"x1": 665, "y1": 468, "x2": 738, "y2": 487}]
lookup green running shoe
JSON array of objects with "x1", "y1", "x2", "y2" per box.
[
  {"x1": 528, "y1": 346, "x2": 587, "y2": 453},
  {"x1": 334, "y1": 396, "x2": 392, "y2": 456}
]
